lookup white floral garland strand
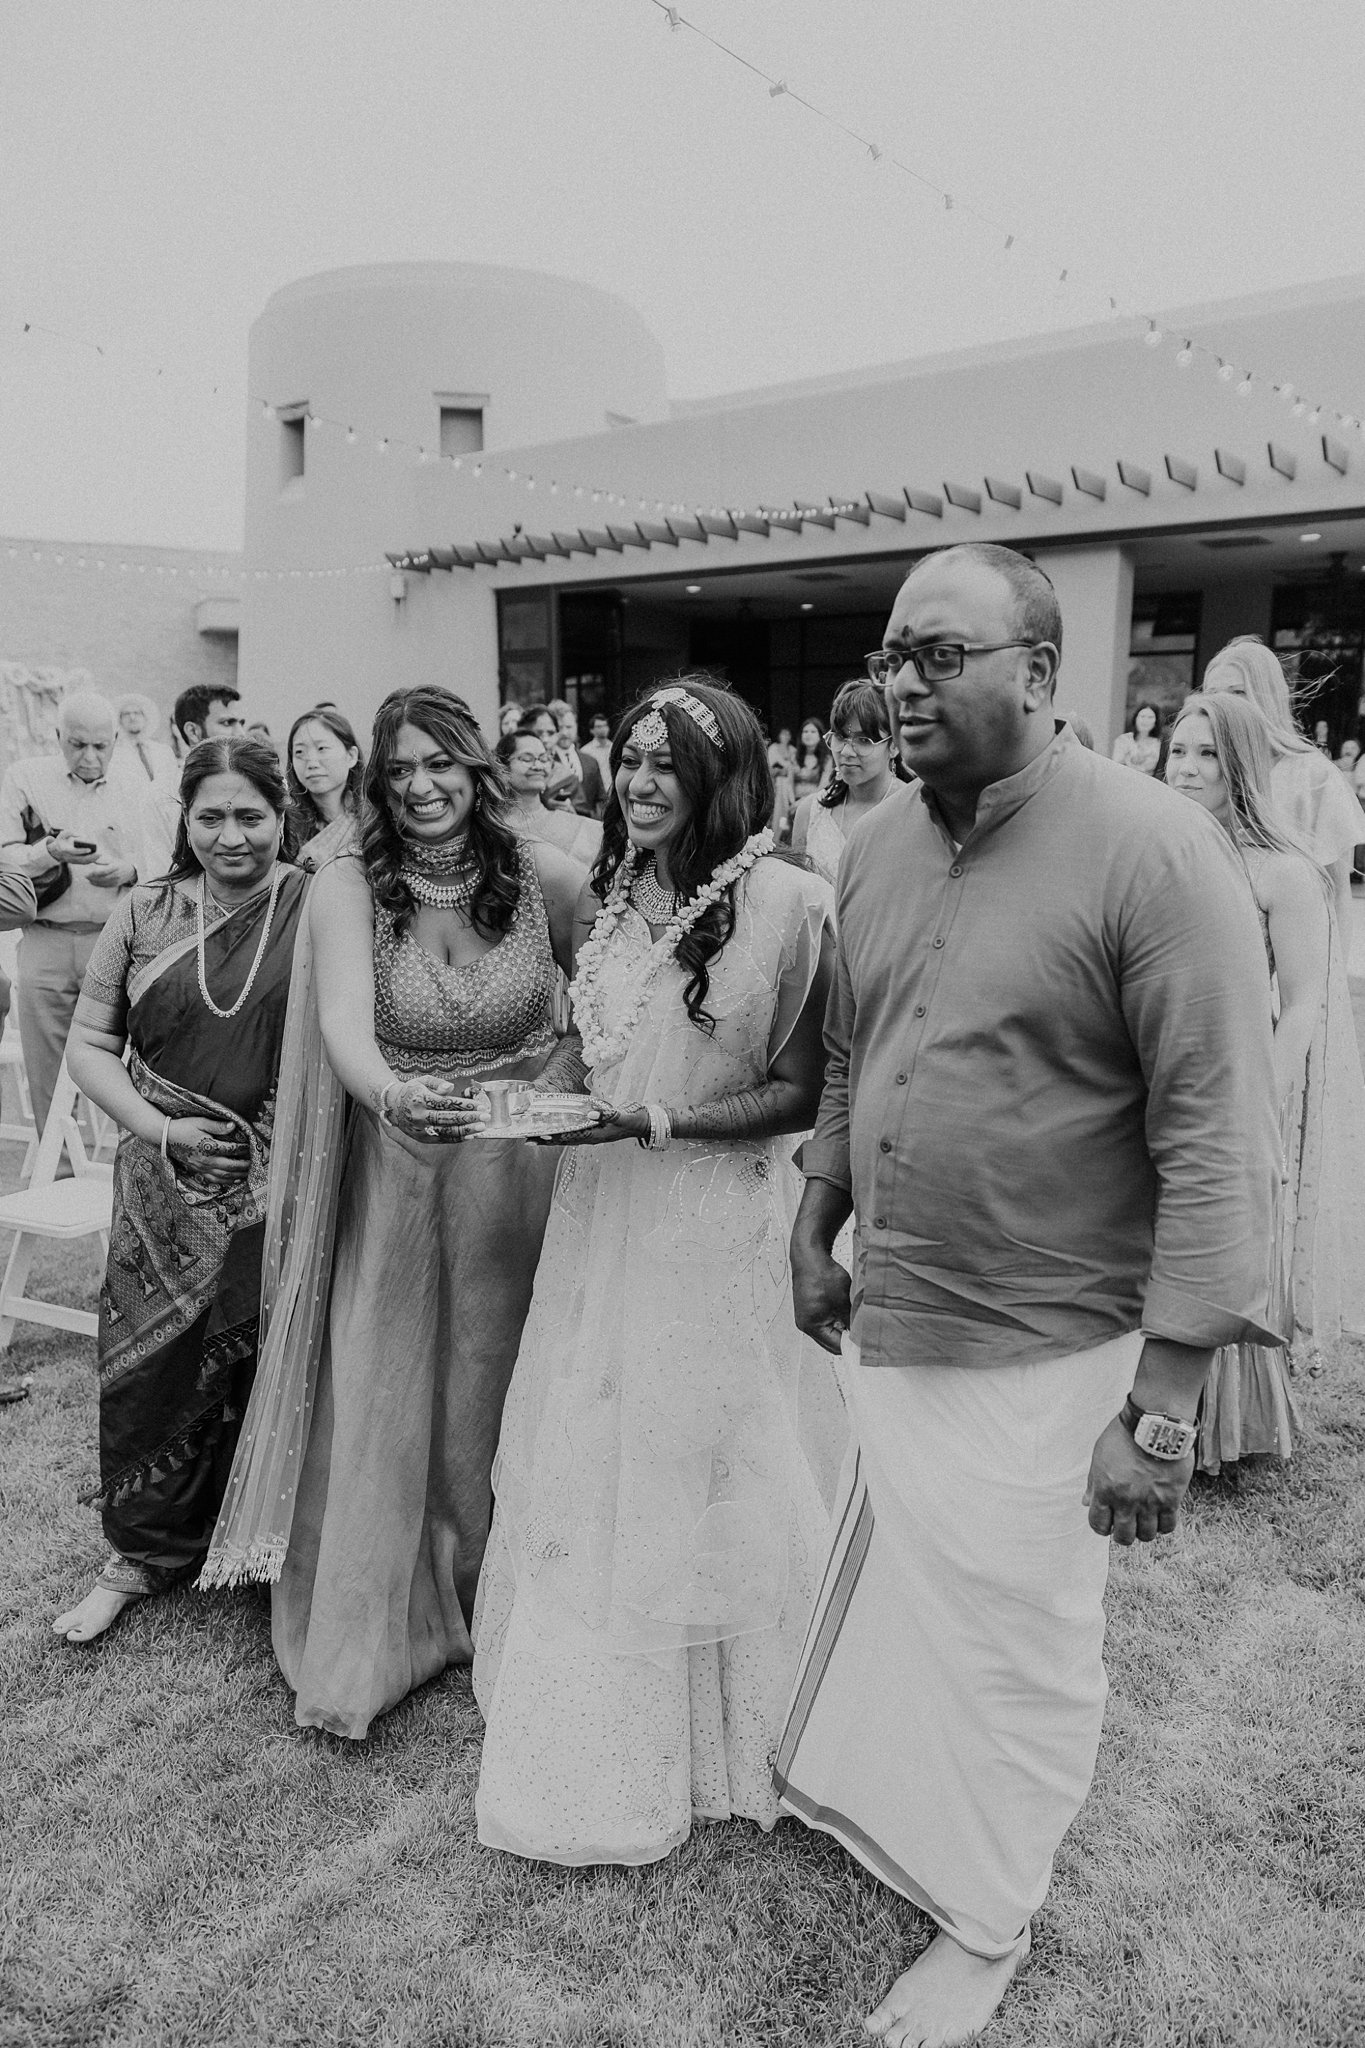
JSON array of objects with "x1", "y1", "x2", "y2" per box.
[{"x1": 571, "y1": 828, "x2": 776, "y2": 1071}]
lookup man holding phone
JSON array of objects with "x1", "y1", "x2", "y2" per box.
[{"x1": 0, "y1": 691, "x2": 148, "y2": 1136}]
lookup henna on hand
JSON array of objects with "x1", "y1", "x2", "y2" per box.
[
  {"x1": 664, "y1": 1081, "x2": 799, "y2": 1143},
  {"x1": 532, "y1": 1030, "x2": 590, "y2": 1097}
]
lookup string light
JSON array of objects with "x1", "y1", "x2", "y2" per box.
[{"x1": 646, "y1": 0, "x2": 1363, "y2": 431}]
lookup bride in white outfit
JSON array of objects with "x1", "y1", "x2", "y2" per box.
[{"x1": 473, "y1": 676, "x2": 844, "y2": 1866}]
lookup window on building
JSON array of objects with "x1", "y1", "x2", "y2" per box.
[
  {"x1": 1127, "y1": 592, "x2": 1200, "y2": 732},
  {"x1": 437, "y1": 396, "x2": 486, "y2": 458},
  {"x1": 497, "y1": 591, "x2": 555, "y2": 709},
  {"x1": 1272, "y1": 576, "x2": 1365, "y2": 751},
  {"x1": 279, "y1": 410, "x2": 307, "y2": 489}
]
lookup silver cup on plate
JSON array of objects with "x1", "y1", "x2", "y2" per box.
[{"x1": 482, "y1": 1080, "x2": 525, "y2": 1130}]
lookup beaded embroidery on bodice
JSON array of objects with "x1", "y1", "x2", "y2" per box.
[{"x1": 373, "y1": 846, "x2": 557, "y2": 1076}]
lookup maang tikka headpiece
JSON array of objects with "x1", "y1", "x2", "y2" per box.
[{"x1": 630, "y1": 686, "x2": 725, "y2": 755}]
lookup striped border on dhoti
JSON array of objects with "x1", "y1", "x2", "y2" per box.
[{"x1": 774, "y1": 1450, "x2": 873, "y2": 1781}]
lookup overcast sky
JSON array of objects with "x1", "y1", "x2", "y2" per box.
[{"x1": 3, "y1": 0, "x2": 1364, "y2": 550}]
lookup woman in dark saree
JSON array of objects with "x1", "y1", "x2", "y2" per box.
[{"x1": 53, "y1": 737, "x2": 305, "y2": 1643}]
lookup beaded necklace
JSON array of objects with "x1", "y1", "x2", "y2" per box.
[
  {"x1": 196, "y1": 866, "x2": 286, "y2": 1021},
  {"x1": 400, "y1": 829, "x2": 479, "y2": 911},
  {"x1": 628, "y1": 859, "x2": 678, "y2": 926},
  {"x1": 570, "y1": 829, "x2": 775, "y2": 1071}
]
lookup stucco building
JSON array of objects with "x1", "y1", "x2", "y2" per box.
[
  {"x1": 0, "y1": 537, "x2": 241, "y2": 766},
  {"x1": 241, "y1": 263, "x2": 1365, "y2": 749}
]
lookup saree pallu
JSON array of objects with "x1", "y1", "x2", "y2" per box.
[{"x1": 82, "y1": 871, "x2": 305, "y2": 1584}]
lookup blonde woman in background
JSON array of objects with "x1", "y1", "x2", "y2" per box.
[
  {"x1": 1202, "y1": 636, "x2": 1365, "y2": 932},
  {"x1": 1166, "y1": 692, "x2": 1365, "y2": 1465}
]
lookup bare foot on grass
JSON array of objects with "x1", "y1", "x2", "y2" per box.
[
  {"x1": 865, "y1": 1927, "x2": 1030, "y2": 2047},
  {"x1": 52, "y1": 1583, "x2": 139, "y2": 1644}
]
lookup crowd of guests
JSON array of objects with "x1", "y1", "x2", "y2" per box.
[{"x1": 5, "y1": 542, "x2": 1362, "y2": 2048}]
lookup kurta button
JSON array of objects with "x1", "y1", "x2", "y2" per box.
[
  {"x1": 879, "y1": 1138, "x2": 892, "y2": 1153},
  {"x1": 874, "y1": 1215, "x2": 887, "y2": 1229},
  {"x1": 895, "y1": 1072, "x2": 907, "y2": 1084},
  {"x1": 949, "y1": 864, "x2": 963, "y2": 877},
  {"x1": 914, "y1": 1004, "x2": 926, "y2": 1018},
  {"x1": 932, "y1": 936, "x2": 945, "y2": 949}
]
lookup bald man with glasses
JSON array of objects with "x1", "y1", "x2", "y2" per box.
[
  {"x1": 775, "y1": 543, "x2": 1281, "y2": 2047},
  {"x1": 0, "y1": 692, "x2": 148, "y2": 1135}
]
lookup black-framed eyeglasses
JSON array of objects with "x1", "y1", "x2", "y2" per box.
[{"x1": 864, "y1": 641, "x2": 1042, "y2": 685}]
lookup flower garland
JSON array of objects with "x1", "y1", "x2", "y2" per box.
[{"x1": 570, "y1": 828, "x2": 776, "y2": 1071}]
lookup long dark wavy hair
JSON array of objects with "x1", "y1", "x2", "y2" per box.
[
  {"x1": 818, "y1": 677, "x2": 907, "y2": 808},
  {"x1": 286, "y1": 705, "x2": 366, "y2": 841},
  {"x1": 165, "y1": 736, "x2": 294, "y2": 881},
  {"x1": 360, "y1": 685, "x2": 520, "y2": 939},
  {"x1": 592, "y1": 674, "x2": 775, "y2": 1030}
]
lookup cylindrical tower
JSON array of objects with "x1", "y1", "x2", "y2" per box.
[{"x1": 239, "y1": 263, "x2": 668, "y2": 740}]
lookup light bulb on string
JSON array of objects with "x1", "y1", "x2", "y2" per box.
[
  {"x1": 1292, "y1": 400, "x2": 1307, "y2": 418},
  {"x1": 308, "y1": 412, "x2": 323, "y2": 431},
  {"x1": 1218, "y1": 361, "x2": 1236, "y2": 383},
  {"x1": 1237, "y1": 375, "x2": 1253, "y2": 397},
  {"x1": 262, "y1": 402, "x2": 277, "y2": 421},
  {"x1": 1176, "y1": 343, "x2": 1194, "y2": 367},
  {"x1": 1308, "y1": 408, "x2": 1322, "y2": 425},
  {"x1": 1144, "y1": 325, "x2": 1163, "y2": 347},
  {"x1": 376, "y1": 437, "x2": 388, "y2": 454}
]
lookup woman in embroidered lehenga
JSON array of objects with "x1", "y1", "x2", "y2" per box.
[
  {"x1": 201, "y1": 686, "x2": 585, "y2": 1739},
  {"x1": 53, "y1": 738, "x2": 306, "y2": 1643},
  {"x1": 473, "y1": 675, "x2": 844, "y2": 1866},
  {"x1": 1164, "y1": 694, "x2": 1349, "y2": 1473},
  {"x1": 790, "y1": 677, "x2": 903, "y2": 888}
]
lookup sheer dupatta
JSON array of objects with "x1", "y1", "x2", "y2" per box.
[{"x1": 198, "y1": 904, "x2": 350, "y2": 1588}]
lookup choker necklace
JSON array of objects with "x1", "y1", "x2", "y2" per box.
[
  {"x1": 197, "y1": 867, "x2": 286, "y2": 1021},
  {"x1": 400, "y1": 827, "x2": 479, "y2": 908},
  {"x1": 402, "y1": 830, "x2": 475, "y2": 874},
  {"x1": 629, "y1": 859, "x2": 679, "y2": 926}
]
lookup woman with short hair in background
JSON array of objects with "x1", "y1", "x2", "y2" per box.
[
  {"x1": 495, "y1": 729, "x2": 603, "y2": 869},
  {"x1": 287, "y1": 706, "x2": 365, "y2": 873},
  {"x1": 791, "y1": 678, "x2": 904, "y2": 887},
  {"x1": 53, "y1": 737, "x2": 306, "y2": 1641}
]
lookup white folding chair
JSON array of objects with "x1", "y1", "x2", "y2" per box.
[
  {"x1": 0, "y1": 1016, "x2": 39, "y2": 1179},
  {"x1": 0, "y1": 1058, "x2": 112, "y2": 1347}
]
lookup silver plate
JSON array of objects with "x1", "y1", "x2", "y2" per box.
[{"x1": 465, "y1": 1092, "x2": 603, "y2": 1140}]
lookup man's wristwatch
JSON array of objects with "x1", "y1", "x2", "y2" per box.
[{"x1": 1119, "y1": 1396, "x2": 1197, "y2": 1462}]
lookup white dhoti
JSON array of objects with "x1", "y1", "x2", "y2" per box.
[{"x1": 773, "y1": 1328, "x2": 1142, "y2": 1959}]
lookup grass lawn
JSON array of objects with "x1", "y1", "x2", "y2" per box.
[{"x1": 2, "y1": 1234, "x2": 1365, "y2": 2045}]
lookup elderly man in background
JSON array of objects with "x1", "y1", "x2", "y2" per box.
[
  {"x1": 776, "y1": 544, "x2": 1280, "y2": 2048},
  {"x1": 0, "y1": 692, "x2": 149, "y2": 1135}
]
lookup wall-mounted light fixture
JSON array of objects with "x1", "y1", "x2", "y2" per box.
[{"x1": 389, "y1": 570, "x2": 408, "y2": 602}]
